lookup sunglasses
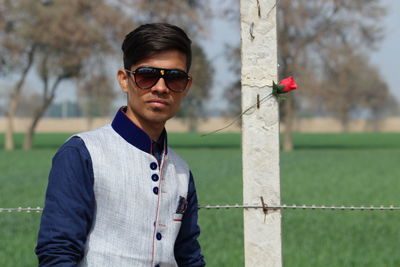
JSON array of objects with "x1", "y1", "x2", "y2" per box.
[{"x1": 125, "y1": 67, "x2": 191, "y2": 93}]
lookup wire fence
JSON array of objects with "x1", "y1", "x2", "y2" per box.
[
  {"x1": 199, "y1": 204, "x2": 400, "y2": 211},
  {"x1": 0, "y1": 207, "x2": 43, "y2": 213},
  {"x1": 2, "y1": 203, "x2": 400, "y2": 213}
]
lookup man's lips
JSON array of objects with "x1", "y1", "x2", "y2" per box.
[{"x1": 147, "y1": 99, "x2": 170, "y2": 108}]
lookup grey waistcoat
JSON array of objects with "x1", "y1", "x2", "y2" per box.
[{"x1": 76, "y1": 124, "x2": 190, "y2": 267}]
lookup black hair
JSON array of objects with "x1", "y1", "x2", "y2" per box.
[{"x1": 122, "y1": 23, "x2": 192, "y2": 71}]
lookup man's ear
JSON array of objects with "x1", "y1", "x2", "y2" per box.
[{"x1": 117, "y1": 69, "x2": 129, "y2": 93}]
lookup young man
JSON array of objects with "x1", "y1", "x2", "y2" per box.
[{"x1": 35, "y1": 23, "x2": 205, "y2": 267}]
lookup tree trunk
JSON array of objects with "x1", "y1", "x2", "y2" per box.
[
  {"x1": 86, "y1": 116, "x2": 94, "y2": 131},
  {"x1": 282, "y1": 96, "x2": 294, "y2": 151},
  {"x1": 340, "y1": 113, "x2": 350, "y2": 133},
  {"x1": 23, "y1": 76, "x2": 62, "y2": 150},
  {"x1": 4, "y1": 46, "x2": 36, "y2": 150},
  {"x1": 188, "y1": 118, "x2": 198, "y2": 132},
  {"x1": 23, "y1": 96, "x2": 54, "y2": 150},
  {"x1": 371, "y1": 118, "x2": 381, "y2": 132},
  {"x1": 186, "y1": 101, "x2": 198, "y2": 132},
  {"x1": 5, "y1": 96, "x2": 18, "y2": 151}
]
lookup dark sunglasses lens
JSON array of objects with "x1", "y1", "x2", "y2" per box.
[
  {"x1": 165, "y1": 70, "x2": 188, "y2": 92},
  {"x1": 134, "y1": 67, "x2": 159, "y2": 89}
]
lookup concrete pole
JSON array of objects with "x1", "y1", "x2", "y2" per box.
[{"x1": 240, "y1": 1, "x2": 282, "y2": 266}]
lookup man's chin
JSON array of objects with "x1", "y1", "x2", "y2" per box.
[{"x1": 147, "y1": 113, "x2": 173, "y2": 124}]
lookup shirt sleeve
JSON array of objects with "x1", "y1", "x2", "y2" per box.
[
  {"x1": 35, "y1": 136, "x2": 95, "y2": 266},
  {"x1": 174, "y1": 171, "x2": 206, "y2": 267}
]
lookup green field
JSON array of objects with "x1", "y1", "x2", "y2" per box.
[{"x1": 1, "y1": 132, "x2": 400, "y2": 266}]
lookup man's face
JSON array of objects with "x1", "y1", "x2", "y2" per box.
[{"x1": 118, "y1": 50, "x2": 191, "y2": 131}]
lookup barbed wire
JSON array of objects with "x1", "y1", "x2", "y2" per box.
[
  {"x1": 0, "y1": 207, "x2": 42, "y2": 213},
  {"x1": 198, "y1": 204, "x2": 400, "y2": 211},
  {"x1": 2, "y1": 204, "x2": 400, "y2": 213}
]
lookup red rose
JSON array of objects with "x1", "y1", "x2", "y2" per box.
[{"x1": 279, "y1": 76, "x2": 297, "y2": 92}]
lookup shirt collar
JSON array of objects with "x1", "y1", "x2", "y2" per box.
[{"x1": 111, "y1": 107, "x2": 168, "y2": 155}]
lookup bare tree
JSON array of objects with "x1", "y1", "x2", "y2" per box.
[
  {"x1": 321, "y1": 51, "x2": 374, "y2": 131},
  {"x1": 276, "y1": 0, "x2": 385, "y2": 150},
  {"x1": 22, "y1": 50, "x2": 81, "y2": 149},
  {"x1": 3, "y1": 0, "x2": 216, "y2": 150},
  {"x1": 363, "y1": 90, "x2": 397, "y2": 132},
  {"x1": 223, "y1": 45, "x2": 241, "y2": 118},
  {"x1": 178, "y1": 44, "x2": 214, "y2": 131},
  {"x1": 1, "y1": 0, "x2": 131, "y2": 150},
  {"x1": 14, "y1": 91, "x2": 43, "y2": 118},
  {"x1": 220, "y1": 0, "x2": 386, "y2": 148},
  {"x1": 16, "y1": 0, "x2": 134, "y2": 150},
  {"x1": 0, "y1": 0, "x2": 38, "y2": 150},
  {"x1": 4, "y1": 46, "x2": 36, "y2": 150},
  {"x1": 118, "y1": 0, "x2": 212, "y2": 35},
  {"x1": 303, "y1": 48, "x2": 396, "y2": 132},
  {"x1": 76, "y1": 61, "x2": 116, "y2": 130}
]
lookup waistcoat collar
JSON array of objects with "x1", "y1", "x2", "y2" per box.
[{"x1": 111, "y1": 107, "x2": 168, "y2": 155}]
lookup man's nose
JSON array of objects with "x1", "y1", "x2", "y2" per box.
[{"x1": 151, "y1": 77, "x2": 169, "y2": 94}]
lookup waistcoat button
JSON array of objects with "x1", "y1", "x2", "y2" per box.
[
  {"x1": 153, "y1": 186, "x2": 159, "y2": 195},
  {"x1": 150, "y1": 162, "x2": 158, "y2": 170},
  {"x1": 151, "y1": 174, "x2": 159, "y2": 182},
  {"x1": 156, "y1": 232, "x2": 162, "y2": 240}
]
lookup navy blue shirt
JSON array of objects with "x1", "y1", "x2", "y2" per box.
[{"x1": 35, "y1": 108, "x2": 205, "y2": 266}]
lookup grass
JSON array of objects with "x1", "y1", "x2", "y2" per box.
[
  {"x1": 281, "y1": 134, "x2": 400, "y2": 267},
  {"x1": 1, "y1": 132, "x2": 400, "y2": 266}
]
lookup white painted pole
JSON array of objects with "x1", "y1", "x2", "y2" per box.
[{"x1": 240, "y1": 1, "x2": 282, "y2": 266}]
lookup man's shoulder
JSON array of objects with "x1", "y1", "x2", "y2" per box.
[
  {"x1": 57, "y1": 123, "x2": 113, "y2": 155},
  {"x1": 53, "y1": 136, "x2": 91, "y2": 165},
  {"x1": 75, "y1": 123, "x2": 113, "y2": 139},
  {"x1": 63, "y1": 135, "x2": 85, "y2": 148}
]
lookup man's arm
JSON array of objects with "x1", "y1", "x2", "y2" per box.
[
  {"x1": 174, "y1": 172, "x2": 206, "y2": 267},
  {"x1": 35, "y1": 137, "x2": 95, "y2": 266}
]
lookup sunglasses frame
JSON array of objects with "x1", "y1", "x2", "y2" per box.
[{"x1": 125, "y1": 67, "x2": 191, "y2": 93}]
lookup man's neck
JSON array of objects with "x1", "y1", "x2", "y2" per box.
[
  {"x1": 144, "y1": 125, "x2": 165, "y2": 141},
  {"x1": 124, "y1": 108, "x2": 165, "y2": 141}
]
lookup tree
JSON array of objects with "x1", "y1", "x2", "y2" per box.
[
  {"x1": 1, "y1": 0, "x2": 132, "y2": 150},
  {"x1": 363, "y1": 84, "x2": 397, "y2": 132},
  {"x1": 178, "y1": 44, "x2": 213, "y2": 131},
  {"x1": 277, "y1": 0, "x2": 385, "y2": 150},
  {"x1": 221, "y1": 0, "x2": 386, "y2": 147},
  {"x1": 3, "y1": 46, "x2": 36, "y2": 150},
  {"x1": 223, "y1": 45, "x2": 241, "y2": 119},
  {"x1": 321, "y1": 51, "x2": 382, "y2": 131},
  {"x1": 327, "y1": 51, "x2": 397, "y2": 132},
  {"x1": 3, "y1": 0, "x2": 215, "y2": 150},
  {"x1": 118, "y1": 0, "x2": 211, "y2": 34},
  {"x1": 76, "y1": 62, "x2": 116, "y2": 130},
  {"x1": 22, "y1": 48, "x2": 81, "y2": 150},
  {"x1": 17, "y1": 0, "x2": 133, "y2": 150},
  {"x1": 1, "y1": 0, "x2": 38, "y2": 150}
]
